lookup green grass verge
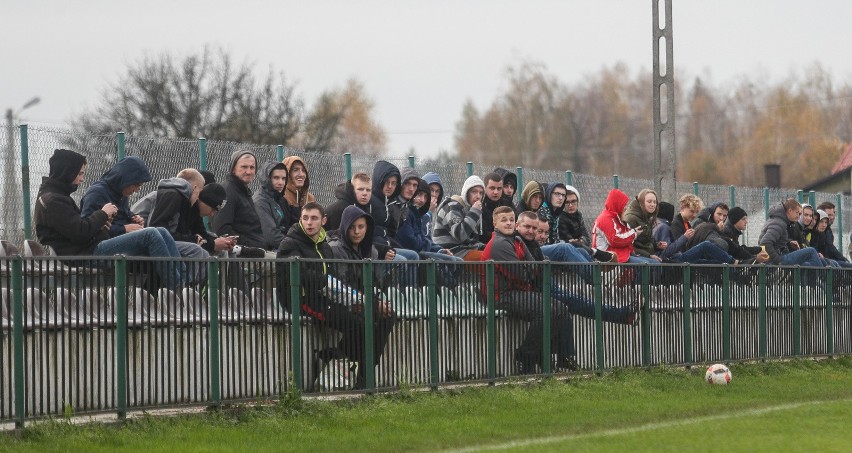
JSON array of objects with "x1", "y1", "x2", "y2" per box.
[{"x1": 2, "y1": 358, "x2": 852, "y2": 453}]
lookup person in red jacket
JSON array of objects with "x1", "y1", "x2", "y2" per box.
[{"x1": 592, "y1": 189, "x2": 659, "y2": 265}]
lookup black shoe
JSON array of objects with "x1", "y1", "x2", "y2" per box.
[
  {"x1": 237, "y1": 246, "x2": 267, "y2": 258},
  {"x1": 593, "y1": 249, "x2": 617, "y2": 263}
]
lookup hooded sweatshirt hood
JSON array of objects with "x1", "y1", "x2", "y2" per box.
[
  {"x1": 398, "y1": 167, "x2": 420, "y2": 201},
  {"x1": 697, "y1": 201, "x2": 724, "y2": 224},
  {"x1": 543, "y1": 182, "x2": 568, "y2": 215},
  {"x1": 258, "y1": 160, "x2": 288, "y2": 195},
  {"x1": 48, "y1": 149, "x2": 87, "y2": 187},
  {"x1": 455, "y1": 175, "x2": 485, "y2": 209},
  {"x1": 371, "y1": 160, "x2": 402, "y2": 202},
  {"x1": 604, "y1": 189, "x2": 630, "y2": 217},
  {"x1": 282, "y1": 156, "x2": 312, "y2": 207},
  {"x1": 338, "y1": 205, "x2": 374, "y2": 258},
  {"x1": 564, "y1": 184, "x2": 580, "y2": 202},
  {"x1": 100, "y1": 156, "x2": 152, "y2": 193},
  {"x1": 229, "y1": 151, "x2": 257, "y2": 175},
  {"x1": 422, "y1": 172, "x2": 444, "y2": 206},
  {"x1": 520, "y1": 181, "x2": 543, "y2": 210},
  {"x1": 493, "y1": 167, "x2": 518, "y2": 193},
  {"x1": 798, "y1": 203, "x2": 814, "y2": 228},
  {"x1": 409, "y1": 178, "x2": 431, "y2": 217},
  {"x1": 156, "y1": 177, "x2": 193, "y2": 200}
]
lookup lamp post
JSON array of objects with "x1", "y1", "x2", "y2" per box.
[{"x1": 4, "y1": 96, "x2": 40, "y2": 240}]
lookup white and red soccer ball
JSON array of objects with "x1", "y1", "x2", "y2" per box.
[{"x1": 705, "y1": 363, "x2": 732, "y2": 385}]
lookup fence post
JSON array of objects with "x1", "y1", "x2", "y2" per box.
[
  {"x1": 208, "y1": 259, "x2": 221, "y2": 408},
  {"x1": 363, "y1": 259, "x2": 376, "y2": 392},
  {"x1": 796, "y1": 190, "x2": 803, "y2": 204},
  {"x1": 693, "y1": 182, "x2": 699, "y2": 196},
  {"x1": 593, "y1": 264, "x2": 604, "y2": 375},
  {"x1": 408, "y1": 155, "x2": 415, "y2": 169},
  {"x1": 486, "y1": 261, "x2": 496, "y2": 384},
  {"x1": 825, "y1": 268, "x2": 834, "y2": 357},
  {"x1": 277, "y1": 145, "x2": 285, "y2": 162},
  {"x1": 729, "y1": 185, "x2": 736, "y2": 208},
  {"x1": 764, "y1": 188, "x2": 770, "y2": 223},
  {"x1": 758, "y1": 266, "x2": 767, "y2": 360},
  {"x1": 722, "y1": 265, "x2": 731, "y2": 362},
  {"x1": 115, "y1": 257, "x2": 128, "y2": 420},
  {"x1": 289, "y1": 259, "x2": 302, "y2": 391},
  {"x1": 12, "y1": 257, "x2": 25, "y2": 429},
  {"x1": 641, "y1": 264, "x2": 651, "y2": 368},
  {"x1": 427, "y1": 260, "x2": 439, "y2": 389},
  {"x1": 837, "y1": 193, "x2": 843, "y2": 253},
  {"x1": 565, "y1": 171, "x2": 573, "y2": 187},
  {"x1": 793, "y1": 266, "x2": 801, "y2": 357},
  {"x1": 541, "y1": 261, "x2": 552, "y2": 375},
  {"x1": 612, "y1": 175, "x2": 619, "y2": 189},
  {"x1": 117, "y1": 131, "x2": 126, "y2": 161},
  {"x1": 466, "y1": 162, "x2": 473, "y2": 177},
  {"x1": 19, "y1": 125, "x2": 32, "y2": 240},
  {"x1": 808, "y1": 190, "x2": 815, "y2": 207},
  {"x1": 344, "y1": 153, "x2": 352, "y2": 182},
  {"x1": 515, "y1": 167, "x2": 524, "y2": 205},
  {"x1": 198, "y1": 138, "x2": 207, "y2": 171},
  {"x1": 682, "y1": 265, "x2": 692, "y2": 366}
]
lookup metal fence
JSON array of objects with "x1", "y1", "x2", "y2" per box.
[
  {"x1": 1, "y1": 124, "x2": 850, "y2": 256},
  {"x1": 1, "y1": 255, "x2": 850, "y2": 427}
]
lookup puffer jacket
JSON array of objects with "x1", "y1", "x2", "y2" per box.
[
  {"x1": 253, "y1": 161, "x2": 294, "y2": 250},
  {"x1": 758, "y1": 202, "x2": 792, "y2": 264},
  {"x1": 277, "y1": 221, "x2": 333, "y2": 317},
  {"x1": 325, "y1": 181, "x2": 372, "y2": 232},
  {"x1": 592, "y1": 189, "x2": 637, "y2": 263},
  {"x1": 34, "y1": 177, "x2": 110, "y2": 256},
  {"x1": 149, "y1": 177, "x2": 217, "y2": 253},
  {"x1": 622, "y1": 197, "x2": 657, "y2": 257},
  {"x1": 80, "y1": 156, "x2": 152, "y2": 238}
]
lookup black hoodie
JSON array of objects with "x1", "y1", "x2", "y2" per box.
[
  {"x1": 253, "y1": 161, "x2": 294, "y2": 250},
  {"x1": 328, "y1": 205, "x2": 380, "y2": 291},
  {"x1": 369, "y1": 160, "x2": 402, "y2": 247},
  {"x1": 212, "y1": 151, "x2": 265, "y2": 248},
  {"x1": 325, "y1": 181, "x2": 372, "y2": 232}
]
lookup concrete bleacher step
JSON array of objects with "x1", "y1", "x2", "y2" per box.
[
  {"x1": 252, "y1": 288, "x2": 290, "y2": 322},
  {"x1": 180, "y1": 287, "x2": 208, "y2": 323}
]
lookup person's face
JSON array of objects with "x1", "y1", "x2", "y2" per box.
[
  {"x1": 801, "y1": 208, "x2": 814, "y2": 226},
  {"x1": 536, "y1": 220, "x2": 550, "y2": 245},
  {"x1": 234, "y1": 155, "x2": 256, "y2": 185},
  {"x1": 121, "y1": 183, "x2": 142, "y2": 197},
  {"x1": 529, "y1": 193, "x2": 543, "y2": 211},
  {"x1": 564, "y1": 193, "x2": 579, "y2": 214},
  {"x1": 429, "y1": 184, "x2": 440, "y2": 210},
  {"x1": 412, "y1": 192, "x2": 427, "y2": 209},
  {"x1": 681, "y1": 207, "x2": 699, "y2": 222},
  {"x1": 735, "y1": 216, "x2": 748, "y2": 231},
  {"x1": 290, "y1": 163, "x2": 307, "y2": 189},
  {"x1": 198, "y1": 201, "x2": 215, "y2": 218},
  {"x1": 270, "y1": 169, "x2": 288, "y2": 193},
  {"x1": 485, "y1": 179, "x2": 503, "y2": 202},
  {"x1": 817, "y1": 217, "x2": 829, "y2": 232},
  {"x1": 467, "y1": 186, "x2": 484, "y2": 205},
  {"x1": 73, "y1": 165, "x2": 86, "y2": 186},
  {"x1": 353, "y1": 180, "x2": 372, "y2": 205},
  {"x1": 347, "y1": 216, "x2": 368, "y2": 246},
  {"x1": 825, "y1": 208, "x2": 836, "y2": 225},
  {"x1": 493, "y1": 212, "x2": 516, "y2": 235},
  {"x1": 503, "y1": 184, "x2": 516, "y2": 198},
  {"x1": 401, "y1": 178, "x2": 418, "y2": 201},
  {"x1": 786, "y1": 207, "x2": 802, "y2": 223},
  {"x1": 383, "y1": 176, "x2": 399, "y2": 197},
  {"x1": 713, "y1": 207, "x2": 728, "y2": 225},
  {"x1": 300, "y1": 208, "x2": 326, "y2": 237},
  {"x1": 516, "y1": 216, "x2": 537, "y2": 242},
  {"x1": 642, "y1": 193, "x2": 658, "y2": 215},
  {"x1": 550, "y1": 187, "x2": 567, "y2": 208}
]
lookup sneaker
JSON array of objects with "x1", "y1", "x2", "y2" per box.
[{"x1": 237, "y1": 246, "x2": 267, "y2": 258}]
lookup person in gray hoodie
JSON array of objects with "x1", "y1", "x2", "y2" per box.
[
  {"x1": 422, "y1": 172, "x2": 444, "y2": 236},
  {"x1": 212, "y1": 151, "x2": 266, "y2": 251},
  {"x1": 432, "y1": 175, "x2": 486, "y2": 260},
  {"x1": 253, "y1": 161, "x2": 294, "y2": 250}
]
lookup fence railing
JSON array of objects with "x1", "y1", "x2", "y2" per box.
[{"x1": 1, "y1": 255, "x2": 850, "y2": 427}]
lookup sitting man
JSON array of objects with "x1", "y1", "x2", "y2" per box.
[
  {"x1": 325, "y1": 172, "x2": 373, "y2": 232},
  {"x1": 253, "y1": 161, "x2": 294, "y2": 251},
  {"x1": 33, "y1": 149, "x2": 185, "y2": 289},
  {"x1": 80, "y1": 156, "x2": 152, "y2": 237},
  {"x1": 212, "y1": 151, "x2": 266, "y2": 257},
  {"x1": 759, "y1": 198, "x2": 824, "y2": 267},
  {"x1": 432, "y1": 175, "x2": 486, "y2": 260},
  {"x1": 278, "y1": 202, "x2": 394, "y2": 390},
  {"x1": 481, "y1": 206, "x2": 578, "y2": 373}
]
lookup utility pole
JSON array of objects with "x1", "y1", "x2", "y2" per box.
[
  {"x1": 652, "y1": 0, "x2": 676, "y2": 201},
  {"x1": 4, "y1": 97, "x2": 40, "y2": 239}
]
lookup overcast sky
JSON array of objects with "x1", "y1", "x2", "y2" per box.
[{"x1": 4, "y1": 0, "x2": 852, "y2": 158}]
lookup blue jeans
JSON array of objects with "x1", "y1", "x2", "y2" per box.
[
  {"x1": 552, "y1": 287, "x2": 634, "y2": 324},
  {"x1": 780, "y1": 247, "x2": 824, "y2": 267},
  {"x1": 94, "y1": 227, "x2": 184, "y2": 288},
  {"x1": 541, "y1": 243, "x2": 594, "y2": 284},
  {"x1": 419, "y1": 251, "x2": 464, "y2": 286},
  {"x1": 670, "y1": 241, "x2": 734, "y2": 265},
  {"x1": 386, "y1": 248, "x2": 419, "y2": 287}
]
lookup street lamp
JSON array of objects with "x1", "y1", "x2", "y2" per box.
[{"x1": 4, "y1": 96, "x2": 41, "y2": 241}]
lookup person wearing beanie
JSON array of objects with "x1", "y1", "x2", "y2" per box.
[
  {"x1": 432, "y1": 174, "x2": 487, "y2": 260},
  {"x1": 515, "y1": 180, "x2": 543, "y2": 215},
  {"x1": 720, "y1": 206, "x2": 767, "y2": 263},
  {"x1": 253, "y1": 161, "x2": 295, "y2": 251},
  {"x1": 80, "y1": 156, "x2": 152, "y2": 238},
  {"x1": 34, "y1": 149, "x2": 186, "y2": 289},
  {"x1": 148, "y1": 169, "x2": 236, "y2": 261},
  {"x1": 200, "y1": 170, "x2": 216, "y2": 186},
  {"x1": 211, "y1": 150, "x2": 265, "y2": 250}
]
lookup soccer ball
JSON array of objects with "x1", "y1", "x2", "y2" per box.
[{"x1": 705, "y1": 364, "x2": 732, "y2": 385}]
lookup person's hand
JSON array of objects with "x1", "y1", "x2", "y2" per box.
[
  {"x1": 377, "y1": 300, "x2": 394, "y2": 318},
  {"x1": 650, "y1": 255, "x2": 663, "y2": 262},
  {"x1": 385, "y1": 249, "x2": 396, "y2": 260},
  {"x1": 755, "y1": 251, "x2": 770, "y2": 264},
  {"x1": 634, "y1": 225, "x2": 644, "y2": 234},
  {"x1": 101, "y1": 203, "x2": 118, "y2": 218},
  {"x1": 716, "y1": 220, "x2": 725, "y2": 231},
  {"x1": 441, "y1": 249, "x2": 454, "y2": 256},
  {"x1": 214, "y1": 236, "x2": 236, "y2": 252},
  {"x1": 684, "y1": 228, "x2": 696, "y2": 239},
  {"x1": 132, "y1": 215, "x2": 144, "y2": 225},
  {"x1": 657, "y1": 241, "x2": 668, "y2": 250},
  {"x1": 789, "y1": 241, "x2": 800, "y2": 251},
  {"x1": 472, "y1": 200, "x2": 482, "y2": 210},
  {"x1": 102, "y1": 219, "x2": 112, "y2": 232},
  {"x1": 124, "y1": 223, "x2": 143, "y2": 233}
]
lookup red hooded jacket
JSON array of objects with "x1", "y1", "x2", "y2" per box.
[{"x1": 592, "y1": 189, "x2": 638, "y2": 263}]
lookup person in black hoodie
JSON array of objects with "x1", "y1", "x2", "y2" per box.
[
  {"x1": 212, "y1": 151, "x2": 266, "y2": 255},
  {"x1": 494, "y1": 167, "x2": 518, "y2": 203},
  {"x1": 538, "y1": 182, "x2": 568, "y2": 245},
  {"x1": 253, "y1": 161, "x2": 294, "y2": 250},
  {"x1": 325, "y1": 172, "x2": 373, "y2": 232},
  {"x1": 479, "y1": 171, "x2": 514, "y2": 244},
  {"x1": 278, "y1": 202, "x2": 394, "y2": 389}
]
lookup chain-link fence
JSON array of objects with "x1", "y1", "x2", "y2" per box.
[{"x1": 2, "y1": 123, "x2": 850, "y2": 257}]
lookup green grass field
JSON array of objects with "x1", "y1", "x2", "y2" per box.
[{"x1": 2, "y1": 358, "x2": 851, "y2": 452}]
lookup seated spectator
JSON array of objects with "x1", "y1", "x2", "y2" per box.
[
  {"x1": 80, "y1": 156, "x2": 152, "y2": 237},
  {"x1": 479, "y1": 172, "x2": 513, "y2": 244},
  {"x1": 787, "y1": 204, "x2": 814, "y2": 249},
  {"x1": 759, "y1": 199, "x2": 824, "y2": 267},
  {"x1": 720, "y1": 207, "x2": 767, "y2": 263},
  {"x1": 816, "y1": 201, "x2": 849, "y2": 264},
  {"x1": 670, "y1": 194, "x2": 703, "y2": 241},
  {"x1": 282, "y1": 156, "x2": 315, "y2": 221},
  {"x1": 623, "y1": 189, "x2": 661, "y2": 261},
  {"x1": 132, "y1": 170, "x2": 218, "y2": 225},
  {"x1": 515, "y1": 180, "x2": 544, "y2": 215},
  {"x1": 278, "y1": 202, "x2": 393, "y2": 389},
  {"x1": 538, "y1": 182, "x2": 569, "y2": 245},
  {"x1": 684, "y1": 202, "x2": 729, "y2": 252},
  {"x1": 422, "y1": 172, "x2": 444, "y2": 236},
  {"x1": 211, "y1": 151, "x2": 266, "y2": 252},
  {"x1": 388, "y1": 167, "x2": 420, "y2": 246},
  {"x1": 253, "y1": 161, "x2": 294, "y2": 251},
  {"x1": 33, "y1": 149, "x2": 184, "y2": 288},
  {"x1": 557, "y1": 185, "x2": 593, "y2": 252},
  {"x1": 653, "y1": 201, "x2": 690, "y2": 260},
  {"x1": 494, "y1": 167, "x2": 518, "y2": 202},
  {"x1": 325, "y1": 172, "x2": 373, "y2": 232},
  {"x1": 592, "y1": 189, "x2": 658, "y2": 265},
  {"x1": 432, "y1": 175, "x2": 486, "y2": 260},
  {"x1": 480, "y1": 206, "x2": 577, "y2": 373},
  {"x1": 369, "y1": 160, "x2": 403, "y2": 248},
  {"x1": 811, "y1": 209, "x2": 852, "y2": 268}
]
